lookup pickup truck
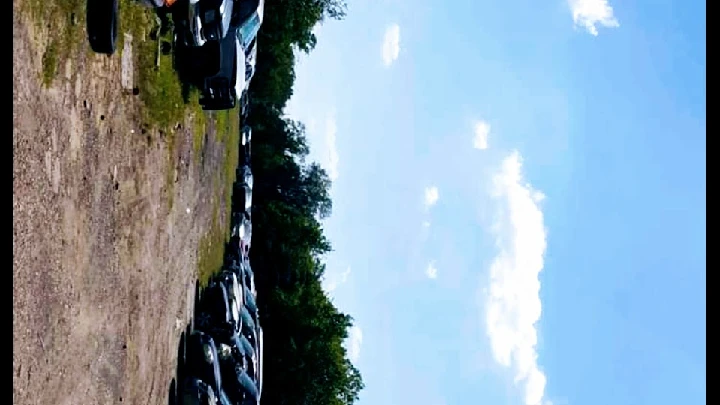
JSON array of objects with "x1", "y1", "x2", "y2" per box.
[{"x1": 174, "y1": 0, "x2": 265, "y2": 110}]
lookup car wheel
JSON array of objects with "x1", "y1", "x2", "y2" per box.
[{"x1": 86, "y1": 0, "x2": 119, "y2": 55}]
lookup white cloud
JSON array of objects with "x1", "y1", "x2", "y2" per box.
[
  {"x1": 473, "y1": 120, "x2": 490, "y2": 150},
  {"x1": 426, "y1": 261, "x2": 438, "y2": 279},
  {"x1": 424, "y1": 186, "x2": 439, "y2": 208},
  {"x1": 323, "y1": 266, "x2": 351, "y2": 293},
  {"x1": 422, "y1": 220, "x2": 431, "y2": 228},
  {"x1": 324, "y1": 115, "x2": 340, "y2": 181},
  {"x1": 568, "y1": 0, "x2": 619, "y2": 36},
  {"x1": 382, "y1": 24, "x2": 401, "y2": 67},
  {"x1": 347, "y1": 325, "x2": 363, "y2": 363},
  {"x1": 485, "y1": 150, "x2": 549, "y2": 405}
]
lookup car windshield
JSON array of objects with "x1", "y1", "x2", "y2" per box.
[{"x1": 237, "y1": 13, "x2": 261, "y2": 49}]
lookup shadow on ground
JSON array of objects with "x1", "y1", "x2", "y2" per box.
[{"x1": 168, "y1": 280, "x2": 203, "y2": 405}]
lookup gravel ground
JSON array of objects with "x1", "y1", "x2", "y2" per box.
[{"x1": 13, "y1": 4, "x2": 231, "y2": 404}]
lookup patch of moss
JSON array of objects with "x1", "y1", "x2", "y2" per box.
[
  {"x1": 196, "y1": 108, "x2": 240, "y2": 284},
  {"x1": 26, "y1": 0, "x2": 85, "y2": 87}
]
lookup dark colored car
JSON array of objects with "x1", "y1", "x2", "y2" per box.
[
  {"x1": 196, "y1": 281, "x2": 240, "y2": 340},
  {"x1": 243, "y1": 285, "x2": 258, "y2": 322},
  {"x1": 196, "y1": 33, "x2": 246, "y2": 111},
  {"x1": 184, "y1": 332, "x2": 233, "y2": 405},
  {"x1": 180, "y1": 377, "x2": 232, "y2": 405},
  {"x1": 239, "y1": 305, "x2": 260, "y2": 353},
  {"x1": 223, "y1": 258, "x2": 255, "y2": 297},
  {"x1": 233, "y1": 164, "x2": 253, "y2": 212},
  {"x1": 216, "y1": 270, "x2": 244, "y2": 321},
  {"x1": 235, "y1": 260, "x2": 257, "y2": 299},
  {"x1": 175, "y1": 0, "x2": 235, "y2": 48},
  {"x1": 216, "y1": 333, "x2": 260, "y2": 403}
]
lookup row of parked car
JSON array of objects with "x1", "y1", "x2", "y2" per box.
[
  {"x1": 86, "y1": 0, "x2": 264, "y2": 112},
  {"x1": 180, "y1": 124, "x2": 260, "y2": 405},
  {"x1": 84, "y1": 2, "x2": 264, "y2": 403}
]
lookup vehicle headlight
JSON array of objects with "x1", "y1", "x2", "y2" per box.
[
  {"x1": 202, "y1": 343, "x2": 215, "y2": 364},
  {"x1": 218, "y1": 343, "x2": 232, "y2": 360}
]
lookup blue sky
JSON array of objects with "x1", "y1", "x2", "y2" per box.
[{"x1": 284, "y1": 1, "x2": 706, "y2": 404}]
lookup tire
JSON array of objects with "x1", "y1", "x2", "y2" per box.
[{"x1": 87, "y1": 0, "x2": 118, "y2": 55}]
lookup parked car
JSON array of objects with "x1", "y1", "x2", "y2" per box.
[
  {"x1": 241, "y1": 125, "x2": 252, "y2": 163},
  {"x1": 180, "y1": 377, "x2": 229, "y2": 405},
  {"x1": 216, "y1": 333, "x2": 261, "y2": 403},
  {"x1": 197, "y1": 33, "x2": 247, "y2": 110},
  {"x1": 196, "y1": 281, "x2": 240, "y2": 340},
  {"x1": 230, "y1": 210, "x2": 252, "y2": 257},
  {"x1": 175, "y1": 0, "x2": 235, "y2": 48},
  {"x1": 233, "y1": 164, "x2": 253, "y2": 212},
  {"x1": 243, "y1": 285, "x2": 259, "y2": 322},
  {"x1": 233, "y1": 319, "x2": 261, "y2": 384},
  {"x1": 180, "y1": 0, "x2": 264, "y2": 110},
  {"x1": 239, "y1": 306, "x2": 260, "y2": 354},
  {"x1": 238, "y1": 260, "x2": 257, "y2": 298},
  {"x1": 216, "y1": 271, "x2": 245, "y2": 318},
  {"x1": 184, "y1": 332, "x2": 234, "y2": 405}
]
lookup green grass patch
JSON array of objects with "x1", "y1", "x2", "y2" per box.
[
  {"x1": 23, "y1": 0, "x2": 85, "y2": 86},
  {"x1": 196, "y1": 185, "x2": 225, "y2": 287},
  {"x1": 118, "y1": 0, "x2": 188, "y2": 131},
  {"x1": 222, "y1": 110, "x2": 241, "y2": 239},
  {"x1": 191, "y1": 98, "x2": 208, "y2": 160},
  {"x1": 41, "y1": 41, "x2": 60, "y2": 86},
  {"x1": 196, "y1": 109, "x2": 240, "y2": 285}
]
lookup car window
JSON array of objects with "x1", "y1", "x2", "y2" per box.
[{"x1": 238, "y1": 14, "x2": 261, "y2": 49}]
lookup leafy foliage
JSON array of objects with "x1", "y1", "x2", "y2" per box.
[{"x1": 228, "y1": 0, "x2": 364, "y2": 403}]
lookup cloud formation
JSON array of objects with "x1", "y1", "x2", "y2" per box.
[
  {"x1": 324, "y1": 115, "x2": 340, "y2": 181},
  {"x1": 382, "y1": 24, "x2": 401, "y2": 67},
  {"x1": 473, "y1": 120, "x2": 491, "y2": 150},
  {"x1": 426, "y1": 261, "x2": 438, "y2": 279},
  {"x1": 485, "y1": 151, "x2": 549, "y2": 405},
  {"x1": 347, "y1": 325, "x2": 363, "y2": 363},
  {"x1": 323, "y1": 266, "x2": 351, "y2": 293},
  {"x1": 568, "y1": 0, "x2": 619, "y2": 36},
  {"x1": 424, "y1": 186, "x2": 439, "y2": 208}
]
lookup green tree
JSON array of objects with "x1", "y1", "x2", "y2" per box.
[{"x1": 222, "y1": 0, "x2": 364, "y2": 403}]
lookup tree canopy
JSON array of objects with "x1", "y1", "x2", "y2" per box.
[{"x1": 229, "y1": 0, "x2": 364, "y2": 403}]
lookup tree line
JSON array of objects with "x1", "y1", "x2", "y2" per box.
[{"x1": 230, "y1": 0, "x2": 364, "y2": 403}]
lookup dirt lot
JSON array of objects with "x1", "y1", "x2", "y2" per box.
[{"x1": 13, "y1": 2, "x2": 237, "y2": 404}]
